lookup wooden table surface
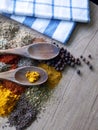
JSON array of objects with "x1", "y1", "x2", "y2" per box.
[
  {"x1": 0, "y1": 2, "x2": 98, "y2": 130},
  {"x1": 29, "y1": 3, "x2": 98, "y2": 130}
]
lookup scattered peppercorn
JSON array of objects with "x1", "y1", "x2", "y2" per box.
[
  {"x1": 83, "y1": 58, "x2": 86, "y2": 62},
  {"x1": 80, "y1": 55, "x2": 83, "y2": 59},
  {"x1": 43, "y1": 43, "x2": 78, "y2": 71},
  {"x1": 89, "y1": 65, "x2": 93, "y2": 70},
  {"x1": 88, "y1": 54, "x2": 92, "y2": 59},
  {"x1": 77, "y1": 70, "x2": 81, "y2": 75},
  {"x1": 76, "y1": 58, "x2": 81, "y2": 65},
  {"x1": 86, "y1": 61, "x2": 90, "y2": 65}
]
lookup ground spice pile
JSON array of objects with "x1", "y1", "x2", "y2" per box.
[
  {"x1": 38, "y1": 63, "x2": 62, "y2": 89},
  {"x1": 0, "y1": 84, "x2": 20, "y2": 117},
  {"x1": 2, "y1": 80, "x2": 26, "y2": 95},
  {"x1": 8, "y1": 94, "x2": 38, "y2": 130},
  {"x1": 0, "y1": 54, "x2": 20, "y2": 69},
  {"x1": 26, "y1": 85, "x2": 52, "y2": 110},
  {"x1": 0, "y1": 54, "x2": 26, "y2": 119},
  {"x1": 0, "y1": 26, "x2": 63, "y2": 130},
  {"x1": 0, "y1": 44, "x2": 62, "y2": 130},
  {"x1": 0, "y1": 23, "x2": 19, "y2": 41}
]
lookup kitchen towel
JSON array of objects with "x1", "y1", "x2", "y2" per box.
[
  {"x1": 1, "y1": 0, "x2": 90, "y2": 22},
  {"x1": 0, "y1": 0, "x2": 90, "y2": 44}
]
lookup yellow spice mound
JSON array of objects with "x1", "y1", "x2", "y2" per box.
[
  {"x1": 26, "y1": 71, "x2": 40, "y2": 83},
  {"x1": 38, "y1": 63, "x2": 62, "y2": 89},
  {"x1": 0, "y1": 84, "x2": 20, "y2": 117}
]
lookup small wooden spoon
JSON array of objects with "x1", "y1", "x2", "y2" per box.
[
  {"x1": 0, "y1": 66, "x2": 48, "y2": 86},
  {"x1": 0, "y1": 42, "x2": 60, "y2": 60}
]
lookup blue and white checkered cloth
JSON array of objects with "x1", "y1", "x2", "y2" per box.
[
  {"x1": 0, "y1": 0, "x2": 90, "y2": 22},
  {"x1": 0, "y1": 0, "x2": 90, "y2": 44}
]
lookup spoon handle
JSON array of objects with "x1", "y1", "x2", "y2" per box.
[
  {"x1": 0, "y1": 69, "x2": 15, "y2": 82},
  {"x1": 0, "y1": 46, "x2": 30, "y2": 57}
]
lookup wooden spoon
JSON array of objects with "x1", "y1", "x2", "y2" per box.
[
  {"x1": 0, "y1": 42, "x2": 60, "y2": 60},
  {"x1": 0, "y1": 66, "x2": 48, "y2": 86}
]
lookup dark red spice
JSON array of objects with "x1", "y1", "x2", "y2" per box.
[
  {"x1": 0, "y1": 54, "x2": 20, "y2": 64},
  {"x1": 11, "y1": 64, "x2": 18, "y2": 69},
  {"x1": 2, "y1": 80, "x2": 26, "y2": 95},
  {"x1": 0, "y1": 54, "x2": 26, "y2": 95}
]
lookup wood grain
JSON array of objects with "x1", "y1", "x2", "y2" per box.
[{"x1": 27, "y1": 3, "x2": 98, "y2": 130}]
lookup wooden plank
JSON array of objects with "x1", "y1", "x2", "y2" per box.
[{"x1": 27, "y1": 3, "x2": 98, "y2": 130}]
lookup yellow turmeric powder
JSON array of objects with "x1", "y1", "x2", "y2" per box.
[
  {"x1": 0, "y1": 84, "x2": 20, "y2": 117},
  {"x1": 26, "y1": 71, "x2": 40, "y2": 83},
  {"x1": 38, "y1": 63, "x2": 62, "y2": 89}
]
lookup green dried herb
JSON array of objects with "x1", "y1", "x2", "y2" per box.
[
  {"x1": 26, "y1": 84, "x2": 52, "y2": 111},
  {"x1": 0, "y1": 23, "x2": 19, "y2": 41},
  {"x1": 8, "y1": 24, "x2": 19, "y2": 38},
  {"x1": 0, "y1": 62, "x2": 11, "y2": 72},
  {"x1": 21, "y1": 35, "x2": 33, "y2": 45}
]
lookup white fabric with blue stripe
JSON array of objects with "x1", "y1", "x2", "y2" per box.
[{"x1": 0, "y1": 0, "x2": 90, "y2": 44}]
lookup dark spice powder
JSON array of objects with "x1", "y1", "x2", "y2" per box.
[{"x1": 8, "y1": 94, "x2": 38, "y2": 130}]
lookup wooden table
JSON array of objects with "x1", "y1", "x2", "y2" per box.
[
  {"x1": 28, "y1": 3, "x2": 98, "y2": 130},
  {"x1": 0, "y1": 2, "x2": 98, "y2": 130}
]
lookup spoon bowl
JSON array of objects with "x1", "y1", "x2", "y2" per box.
[
  {"x1": 0, "y1": 66, "x2": 48, "y2": 86},
  {"x1": 0, "y1": 42, "x2": 60, "y2": 60},
  {"x1": 28, "y1": 43, "x2": 59, "y2": 60}
]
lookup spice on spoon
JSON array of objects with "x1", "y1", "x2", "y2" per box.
[{"x1": 25, "y1": 71, "x2": 40, "y2": 83}]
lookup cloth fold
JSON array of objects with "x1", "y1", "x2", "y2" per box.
[{"x1": 0, "y1": 0, "x2": 90, "y2": 44}]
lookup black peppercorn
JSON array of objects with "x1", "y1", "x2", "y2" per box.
[
  {"x1": 53, "y1": 42, "x2": 56, "y2": 45},
  {"x1": 77, "y1": 58, "x2": 80, "y2": 61},
  {"x1": 67, "y1": 52, "x2": 70, "y2": 56},
  {"x1": 71, "y1": 57, "x2": 75, "y2": 62},
  {"x1": 86, "y1": 61, "x2": 90, "y2": 65},
  {"x1": 63, "y1": 49, "x2": 67, "y2": 53},
  {"x1": 83, "y1": 58, "x2": 86, "y2": 62},
  {"x1": 76, "y1": 58, "x2": 81, "y2": 65},
  {"x1": 88, "y1": 54, "x2": 92, "y2": 59},
  {"x1": 61, "y1": 54, "x2": 65, "y2": 59},
  {"x1": 77, "y1": 70, "x2": 81, "y2": 75},
  {"x1": 89, "y1": 65, "x2": 93, "y2": 70},
  {"x1": 60, "y1": 47, "x2": 65, "y2": 52},
  {"x1": 80, "y1": 55, "x2": 83, "y2": 59}
]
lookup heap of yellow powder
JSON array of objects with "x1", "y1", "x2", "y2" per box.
[
  {"x1": 38, "y1": 63, "x2": 62, "y2": 89},
  {"x1": 26, "y1": 71, "x2": 40, "y2": 83},
  {"x1": 0, "y1": 84, "x2": 20, "y2": 117}
]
